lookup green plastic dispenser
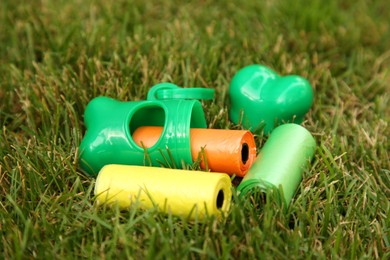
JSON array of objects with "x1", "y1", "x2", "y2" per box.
[
  {"x1": 237, "y1": 124, "x2": 316, "y2": 206},
  {"x1": 229, "y1": 65, "x2": 314, "y2": 134},
  {"x1": 78, "y1": 83, "x2": 214, "y2": 176}
]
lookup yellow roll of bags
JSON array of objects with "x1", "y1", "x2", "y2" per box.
[{"x1": 94, "y1": 164, "x2": 232, "y2": 219}]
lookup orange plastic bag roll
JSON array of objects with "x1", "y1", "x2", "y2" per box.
[{"x1": 132, "y1": 126, "x2": 256, "y2": 177}]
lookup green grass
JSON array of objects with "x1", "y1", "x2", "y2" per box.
[{"x1": 1, "y1": 0, "x2": 389, "y2": 258}]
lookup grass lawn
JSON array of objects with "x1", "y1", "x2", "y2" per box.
[{"x1": 1, "y1": 0, "x2": 389, "y2": 258}]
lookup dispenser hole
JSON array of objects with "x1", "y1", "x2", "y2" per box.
[
  {"x1": 216, "y1": 190, "x2": 224, "y2": 209},
  {"x1": 241, "y1": 143, "x2": 249, "y2": 164},
  {"x1": 129, "y1": 105, "x2": 165, "y2": 148}
]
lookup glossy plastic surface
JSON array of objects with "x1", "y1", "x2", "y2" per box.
[
  {"x1": 95, "y1": 164, "x2": 232, "y2": 219},
  {"x1": 79, "y1": 84, "x2": 210, "y2": 176},
  {"x1": 132, "y1": 126, "x2": 256, "y2": 176},
  {"x1": 237, "y1": 124, "x2": 316, "y2": 207},
  {"x1": 229, "y1": 65, "x2": 313, "y2": 134},
  {"x1": 147, "y1": 82, "x2": 215, "y2": 100}
]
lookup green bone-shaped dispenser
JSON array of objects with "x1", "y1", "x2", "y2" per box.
[
  {"x1": 229, "y1": 65, "x2": 314, "y2": 134},
  {"x1": 78, "y1": 83, "x2": 214, "y2": 176}
]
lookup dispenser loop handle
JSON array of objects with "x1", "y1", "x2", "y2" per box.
[{"x1": 147, "y1": 83, "x2": 214, "y2": 101}]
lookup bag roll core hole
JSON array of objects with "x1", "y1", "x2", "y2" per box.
[
  {"x1": 241, "y1": 143, "x2": 249, "y2": 164},
  {"x1": 216, "y1": 189, "x2": 224, "y2": 209}
]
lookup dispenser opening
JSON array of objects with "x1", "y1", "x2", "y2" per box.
[
  {"x1": 216, "y1": 189, "x2": 224, "y2": 209},
  {"x1": 129, "y1": 105, "x2": 165, "y2": 148},
  {"x1": 241, "y1": 143, "x2": 249, "y2": 164}
]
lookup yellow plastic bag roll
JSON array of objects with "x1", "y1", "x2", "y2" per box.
[{"x1": 94, "y1": 164, "x2": 232, "y2": 219}]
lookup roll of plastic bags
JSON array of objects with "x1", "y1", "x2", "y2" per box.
[
  {"x1": 95, "y1": 164, "x2": 232, "y2": 219},
  {"x1": 237, "y1": 124, "x2": 316, "y2": 206},
  {"x1": 132, "y1": 126, "x2": 256, "y2": 177}
]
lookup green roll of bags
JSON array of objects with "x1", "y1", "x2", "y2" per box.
[{"x1": 237, "y1": 124, "x2": 316, "y2": 206}]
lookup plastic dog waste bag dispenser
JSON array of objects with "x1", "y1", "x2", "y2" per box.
[
  {"x1": 79, "y1": 83, "x2": 256, "y2": 177},
  {"x1": 229, "y1": 65, "x2": 314, "y2": 134},
  {"x1": 78, "y1": 83, "x2": 215, "y2": 176}
]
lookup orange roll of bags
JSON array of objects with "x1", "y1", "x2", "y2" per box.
[{"x1": 132, "y1": 127, "x2": 256, "y2": 177}]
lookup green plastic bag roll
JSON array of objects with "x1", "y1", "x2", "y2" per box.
[{"x1": 237, "y1": 124, "x2": 316, "y2": 206}]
